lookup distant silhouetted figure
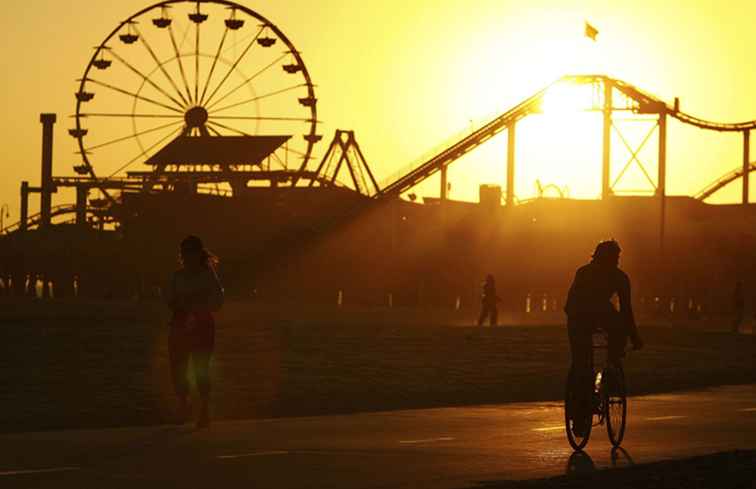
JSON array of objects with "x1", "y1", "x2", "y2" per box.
[
  {"x1": 732, "y1": 280, "x2": 744, "y2": 334},
  {"x1": 165, "y1": 236, "x2": 224, "y2": 429},
  {"x1": 478, "y1": 274, "x2": 500, "y2": 326},
  {"x1": 564, "y1": 240, "x2": 643, "y2": 437}
]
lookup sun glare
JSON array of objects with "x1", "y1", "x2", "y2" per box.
[
  {"x1": 540, "y1": 82, "x2": 591, "y2": 115},
  {"x1": 430, "y1": 10, "x2": 612, "y2": 202}
]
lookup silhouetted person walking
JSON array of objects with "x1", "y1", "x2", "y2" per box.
[
  {"x1": 564, "y1": 240, "x2": 643, "y2": 436},
  {"x1": 166, "y1": 236, "x2": 224, "y2": 428},
  {"x1": 732, "y1": 280, "x2": 744, "y2": 334},
  {"x1": 478, "y1": 274, "x2": 500, "y2": 326}
]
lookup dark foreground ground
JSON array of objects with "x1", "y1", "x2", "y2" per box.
[
  {"x1": 1, "y1": 387, "x2": 754, "y2": 488},
  {"x1": 467, "y1": 450, "x2": 755, "y2": 489},
  {"x1": 0, "y1": 300, "x2": 753, "y2": 432}
]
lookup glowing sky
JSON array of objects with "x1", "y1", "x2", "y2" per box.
[{"x1": 2, "y1": 0, "x2": 755, "y2": 221}]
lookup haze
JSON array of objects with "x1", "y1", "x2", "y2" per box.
[{"x1": 2, "y1": 0, "x2": 755, "y2": 219}]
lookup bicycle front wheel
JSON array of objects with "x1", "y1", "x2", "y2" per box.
[
  {"x1": 565, "y1": 369, "x2": 592, "y2": 451},
  {"x1": 604, "y1": 365, "x2": 627, "y2": 447}
]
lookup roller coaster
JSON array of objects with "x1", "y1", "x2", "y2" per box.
[{"x1": 376, "y1": 74, "x2": 755, "y2": 205}]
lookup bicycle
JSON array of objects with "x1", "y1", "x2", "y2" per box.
[{"x1": 564, "y1": 329, "x2": 628, "y2": 451}]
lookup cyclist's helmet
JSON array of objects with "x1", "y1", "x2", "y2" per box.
[{"x1": 592, "y1": 239, "x2": 621, "y2": 262}]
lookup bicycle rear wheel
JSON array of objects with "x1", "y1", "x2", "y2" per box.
[
  {"x1": 565, "y1": 369, "x2": 592, "y2": 451},
  {"x1": 604, "y1": 365, "x2": 627, "y2": 447}
]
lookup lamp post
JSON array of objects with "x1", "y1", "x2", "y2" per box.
[{"x1": 0, "y1": 204, "x2": 9, "y2": 234}]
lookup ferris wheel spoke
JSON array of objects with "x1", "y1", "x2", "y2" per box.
[
  {"x1": 210, "y1": 84, "x2": 306, "y2": 114},
  {"x1": 270, "y1": 151, "x2": 287, "y2": 169},
  {"x1": 108, "y1": 49, "x2": 187, "y2": 110},
  {"x1": 84, "y1": 120, "x2": 184, "y2": 152},
  {"x1": 221, "y1": 30, "x2": 257, "y2": 56},
  {"x1": 210, "y1": 115, "x2": 316, "y2": 122},
  {"x1": 133, "y1": 24, "x2": 191, "y2": 107},
  {"x1": 283, "y1": 145, "x2": 309, "y2": 158},
  {"x1": 206, "y1": 120, "x2": 252, "y2": 136},
  {"x1": 194, "y1": 22, "x2": 200, "y2": 103},
  {"x1": 168, "y1": 23, "x2": 195, "y2": 104},
  {"x1": 199, "y1": 27, "x2": 229, "y2": 106},
  {"x1": 107, "y1": 125, "x2": 183, "y2": 178},
  {"x1": 206, "y1": 124, "x2": 222, "y2": 136},
  {"x1": 202, "y1": 26, "x2": 264, "y2": 107},
  {"x1": 86, "y1": 78, "x2": 185, "y2": 113},
  {"x1": 205, "y1": 53, "x2": 287, "y2": 111},
  {"x1": 77, "y1": 113, "x2": 184, "y2": 119}
]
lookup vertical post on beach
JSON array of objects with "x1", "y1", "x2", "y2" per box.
[
  {"x1": 601, "y1": 79, "x2": 613, "y2": 200},
  {"x1": 743, "y1": 130, "x2": 751, "y2": 205},
  {"x1": 506, "y1": 122, "x2": 516, "y2": 207}
]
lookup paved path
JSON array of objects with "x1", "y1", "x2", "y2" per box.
[{"x1": 1, "y1": 385, "x2": 754, "y2": 489}]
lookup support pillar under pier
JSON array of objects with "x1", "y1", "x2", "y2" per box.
[
  {"x1": 658, "y1": 112, "x2": 667, "y2": 258},
  {"x1": 39, "y1": 113, "x2": 56, "y2": 229},
  {"x1": 20, "y1": 181, "x2": 29, "y2": 232},
  {"x1": 601, "y1": 80, "x2": 613, "y2": 200},
  {"x1": 76, "y1": 186, "x2": 88, "y2": 226},
  {"x1": 506, "y1": 122, "x2": 516, "y2": 207},
  {"x1": 440, "y1": 165, "x2": 448, "y2": 201},
  {"x1": 743, "y1": 130, "x2": 751, "y2": 205}
]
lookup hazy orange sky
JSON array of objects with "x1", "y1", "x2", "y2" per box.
[{"x1": 2, "y1": 0, "x2": 755, "y2": 221}]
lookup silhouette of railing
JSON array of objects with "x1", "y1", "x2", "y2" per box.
[{"x1": 2, "y1": 204, "x2": 109, "y2": 234}]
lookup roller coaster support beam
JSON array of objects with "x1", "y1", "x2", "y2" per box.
[
  {"x1": 658, "y1": 111, "x2": 667, "y2": 257},
  {"x1": 39, "y1": 114, "x2": 56, "y2": 229},
  {"x1": 744, "y1": 130, "x2": 751, "y2": 205},
  {"x1": 20, "y1": 181, "x2": 29, "y2": 232},
  {"x1": 602, "y1": 80, "x2": 613, "y2": 200},
  {"x1": 440, "y1": 166, "x2": 448, "y2": 201},
  {"x1": 506, "y1": 122, "x2": 516, "y2": 207}
]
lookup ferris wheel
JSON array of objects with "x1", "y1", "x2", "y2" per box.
[{"x1": 70, "y1": 0, "x2": 320, "y2": 194}]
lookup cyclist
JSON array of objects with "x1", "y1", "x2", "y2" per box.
[{"x1": 564, "y1": 240, "x2": 643, "y2": 436}]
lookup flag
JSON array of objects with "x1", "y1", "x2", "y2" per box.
[{"x1": 585, "y1": 21, "x2": 599, "y2": 41}]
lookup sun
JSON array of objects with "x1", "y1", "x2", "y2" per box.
[
  {"x1": 541, "y1": 82, "x2": 592, "y2": 114},
  {"x1": 516, "y1": 81, "x2": 604, "y2": 200}
]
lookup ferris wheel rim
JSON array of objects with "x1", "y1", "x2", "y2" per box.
[{"x1": 73, "y1": 0, "x2": 319, "y2": 198}]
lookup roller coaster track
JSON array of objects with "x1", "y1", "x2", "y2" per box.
[
  {"x1": 377, "y1": 80, "x2": 558, "y2": 198},
  {"x1": 377, "y1": 74, "x2": 755, "y2": 200},
  {"x1": 606, "y1": 77, "x2": 756, "y2": 132},
  {"x1": 696, "y1": 161, "x2": 756, "y2": 201}
]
